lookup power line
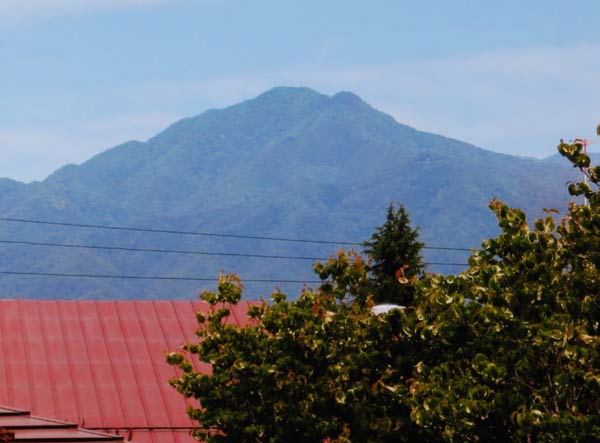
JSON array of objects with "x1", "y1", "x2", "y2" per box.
[
  {"x1": 0, "y1": 263, "x2": 467, "y2": 282},
  {"x1": 0, "y1": 239, "x2": 471, "y2": 269},
  {"x1": 0, "y1": 217, "x2": 359, "y2": 246},
  {"x1": 0, "y1": 239, "x2": 327, "y2": 261},
  {"x1": 0, "y1": 271, "x2": 323, "y2": 284},
  {"x1": 423, "y1": 246, "x2": 472, "y2": 252},
  {"x1": 0, "y1": 217, "x2": 475, "y2": 252},
  {"x1": 0, "y1": 239, "x2": 471, "y2": 265},
  {"x1": 0, "y1": 258, "x2": 468, "y2": 284},
  {"x1": 424, "y1": 262, "x2": 468, "y2": 267}
]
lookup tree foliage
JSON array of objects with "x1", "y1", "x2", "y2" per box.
[
  {"x1": 362, "y1": 202, "x2": 424, "y2": 306},
  {"x1": 168, "y1": 255, "x2": 427, "y2": 442},
  {"x1": 168, "y1": 131, "x2": 600, "y2": 442}
]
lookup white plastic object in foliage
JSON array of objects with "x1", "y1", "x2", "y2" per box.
[{"x1": 371, "y1": 304, "x2": 406, "y2": 315}]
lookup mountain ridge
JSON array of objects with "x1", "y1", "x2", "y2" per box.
[{"x1": 0, "y1": 87, "x2": 580, "y2": 299}]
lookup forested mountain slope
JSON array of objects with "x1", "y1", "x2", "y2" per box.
[{"x1": 0, "y1": 87, "x2": 578, "y2": 299}]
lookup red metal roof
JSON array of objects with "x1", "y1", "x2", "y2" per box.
[
  {"x1": 0, "y1": 405, "x2": 124, "y2": 442},
  {"x1": 0, "y1": 300, "x2": 253, "y2": 443}
]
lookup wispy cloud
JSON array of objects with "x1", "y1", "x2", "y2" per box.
[
  {"x1": 0, "y1": 111, "x2": 180, "y2": 182},
  {"x1": 158, "y1": 44, "x2": 600, "y2": 158},
  {"x1": 4, "y1": 44, "x2": 600, "y2": 181},
  {"x1": 0, "y1": 0, "x2": 170, "y2": 25}
]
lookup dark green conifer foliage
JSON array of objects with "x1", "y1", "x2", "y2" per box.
[{"x1": 362, "y1": 202, "x2": 424, "y2": 305}]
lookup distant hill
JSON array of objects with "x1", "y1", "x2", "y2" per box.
[
  {"x1": 544, "y1": 151, "x2": 600, "y2": 166},
  {"x1": 0, "y1": 87, "x2": 581, "y2": 299}
]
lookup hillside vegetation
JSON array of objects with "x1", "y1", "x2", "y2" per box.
[{"x1": 0, "y1": 87, "x2": 579, "y2": 299}]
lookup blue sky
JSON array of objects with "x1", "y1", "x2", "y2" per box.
[{"x1": 2, "y1": 0, "x2": 600, "y2": 182}]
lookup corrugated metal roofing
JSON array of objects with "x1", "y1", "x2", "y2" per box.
[
  {"x1": 0, "y1": 405, "x2": 124, "y2": 441},
  {"x1": 0, "y1": 300, "x2": 253, "y2": 443}
]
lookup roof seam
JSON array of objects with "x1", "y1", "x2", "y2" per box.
[
  {"x1": 19, "y1": 301, "x2": 37, "y2": 413},
  {"x1": 173, "y1": 302, "x2": 199, "y2": 416},
  {"x1": 36, "y1": 301, "x2": 60, "y2": 418},
  {"x1": 116, "y1": 301, "x2": 150, "y2": 427},
  {"x1": 228, "y1": 302, "x2": 241, "y2": 326},
  {"x1": 76, "y1": 301, "x2": 107, "y2": 427},
  {"x1": 100, "y1": 301, "x2": 131, "y2": 428},
  {"x1": 153, "y1": 302, "x2": 188, "y2": 443},
  {"x1": 57, "y1": 301, "x2": 83, "y2": 424},
  {"x1": 0, "y1": 302, "x2": 13, "y2": 406},
  {"x1": 187, "y1": 302, "x2": 204, "y2": 373},
  {"x1": 136, "y1": 301, "x2": 175, "y2": 428},
  {"x1": 156, "y1": 301, "x2": 196, "y2": 434}
]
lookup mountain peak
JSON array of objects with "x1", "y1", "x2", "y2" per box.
[
  {"x1": 0, "y1": 85, "x2": 579, "y2": 299},
  {"x1": 251, "y1": 87, "x2": 368, "y2": 109},
  {"x1": 254, "y1": 86, "x2": 327, "y2": 103},
  {"x1": 331, "y1": 91, "x2": 364, "y2": 105}
]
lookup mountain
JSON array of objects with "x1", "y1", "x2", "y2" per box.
[
  {"x1": 544, "y1": 151, "x2": 600, "y2": 166},
  {"x1": 0, "y1": 87, "x2": 581, "y2": 300}
]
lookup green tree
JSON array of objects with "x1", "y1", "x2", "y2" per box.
[
  {"x1": 362, "y1": 202, "x2": 424, "y2": 306},
  {"x1": 167, "y1": 256, "x2": 428, "y2": 443},
  {"x1": 168, "y1": 129, "x2": 600, "y2": 442},
  {"x1": 403, "y1": 136, "x2": 600, "y2": 441}
]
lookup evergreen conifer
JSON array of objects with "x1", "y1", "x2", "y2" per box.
[{"x1": 362, "y1": 202, "x2": 424, "y2": 305}]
